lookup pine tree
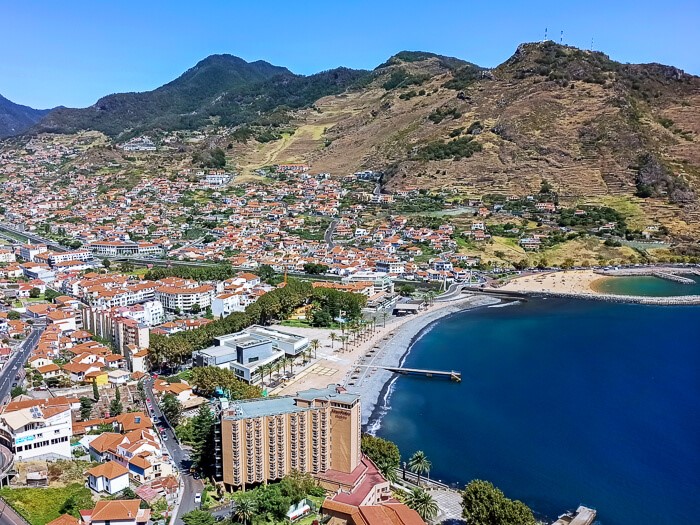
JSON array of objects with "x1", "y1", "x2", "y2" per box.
[
  {"x1": 92, "y1": 381, "x2": 100, "y2": 401},
  {"x1": 109, "y1": 387, "x2": 123, "y2": 417}
]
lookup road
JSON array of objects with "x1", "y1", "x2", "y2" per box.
[
  {"x1": 324, "y1": 219, "x2": 338, "y2": 249},
  {"x1": 0, "y1": 498, "x2": 29, "y2": 525},
  {"x1": 0, "y1": 328, "x2": 43, "y2": 406},
  {"x1": 142, "y1": 377, "x2": 203, "y2": 524}
]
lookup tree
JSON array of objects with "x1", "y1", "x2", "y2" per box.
[
  {"x1": 231, "y1": 495, "x2": 256, "y2": 525},
  {"x1": 182, "y1": 509, "x2": 215, "y2": 525},
  {"x1": 93, "y1": 380, "x2": 100, "y2": 401},
  {"x1": 7, "y1": 310, "x2": 20, "y2": 321},
  {"x1": 59, "y1": 489, "x2": 95, "y2": 518},
  {"x1": 303, "y1": 262, "x2": 328, "y2": 275},
  {"x1": 397, "y1": 284, "x2": 416, "y2": 297},
  {"x1": 256, "y1": 264, "x2": 276, "y2": 282},
  {"x1": 109, "y1": 387, "x2": 124, "y2": 417},
  {"x1": 310, "y1": 339, "x2": 320, "y2": 359},
  {"x1": 329, "y1": 332, "x2": 338, "y2": 350},
  {"x1": 191, "y1": 366, "x2": 262, "y2": 399},
  {"x1": 191, "y1": 303, "x2": 202, "y2": 314},
  {"x1": 28, "y1": 287, "x2": 41, "y2": 299},
  {"x1": 102, "y1": 258, "x2": 111, "y2": 270},
  {"x1": 10, "y1": 386, "x2": 26, "y2": 399},
  {"x1": 461, "y1": 480, "x2": 537, "y2": 525},
  {"x1": 405, "y1": 488, "x2": 439, "y2": 522},
  {"x1": 191, "y1": 404, "x2": 216, "y2": 476},
  {"x1": 361, "y1": 434, "x2": 400, "y2": 482},
  {"x1": 160, "y1": 393, "x2": 183, "y2": 426},
  {"x1": 44, "y1": 288, "x2": 60, "y2": 302},
  {"x1": 408, "y1": 450, "x2": 432, "y2": 485},
  {"x1": 80, "y1": 397, "x2": 94, "y2": 420}
]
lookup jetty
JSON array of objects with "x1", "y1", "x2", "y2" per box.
[
  {"x1": 358, "y1": 365, "x2": 462, "y2": 382},
  {"x1": 552, "y1": 506, "x2": 597, "y2": 525},
  {"x1": 652, "y1": 271, "x2": 695, "y2": 284}
]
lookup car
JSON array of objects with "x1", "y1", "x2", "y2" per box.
[{"x1": 194, "y1": 493, "x2": 201, "y2": 504}]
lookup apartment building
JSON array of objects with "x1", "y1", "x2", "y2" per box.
[
  {"x1": 342, "y1": 271, "x2": 395, "y2": 294},
  {"x1": 83, "y1": 306, "x2": 150, "y2": 355},
  {"x1": 0, "y1": 402, "x2": 72, "y2": 460},
  {"x1": 46, "y1": 250, "x2": 92, "y2": 266},
  {"x1": 18, "y1": 243, "x2": 48, "y2": 262},
  {"x1": 219, "y1": 385, "x2": 361, "y2": 490},
  {"x1": 0, "y1": 248, "x2": 16, "y2": 263},
  {"x1": 155, "y1": 278, "x2": 215, "y2": 312}
]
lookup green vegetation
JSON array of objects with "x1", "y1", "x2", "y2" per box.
[
  {"x1": 190, "y1": 404, "x2": 217, "y2": 477},
  {"x1": 231, "y1": 472, "x2": 325, "y2": 524},
  {"x1": 182, "y1": 509, "x2": 215, "y2": 525},
  {"x1": 461, "y1": 480, "x2": 537, "y2": 525},
  {"x1": 144, "y1": 264, "x2": 237, "y2": 282},
  {"x1": 190, "y1": 366, "x2": 262, "y2": 399},
  {"x1": 109, "y1": 387, "x2": 123, "y2": 417},
  {"x1": 382, "y1": 69, "x2": 430, "y2": 90},
  {"x1": 160, "y1": 393, "x2": 183, "y2": 426},
  {"x1": 361, "y1": 434, "x2": 401, "y2": 482},
  {"x1": 408, "y1": 450, "x2": 432, "y2": 485},
  {"x1": 428, "y1": 106, "x2": 462, "y2": 124},
  {"x1": 149, "y1": 279, "x2": 365, "y2": 367},
  {"x1": 303, "y1": 263, "x2": 328, "y2": 275},
  {"x1": 405, "y1": 488, "x2": 439, "y2": 522},
  {"x1": 0, "y1": 484, "x2": 93, "y2": 525},
  {"x1": 192, "y1": 147, "x2": 226, "y2": 169},
  {"x1": 444, "y1": 64, "x2": 483, "y2": 90},
  {"x1": 39, "y1": 55, "x2": 370, "y2": 138},
  {"x1": 414, "y1": 136, "x2": 482, "y2": 161}
]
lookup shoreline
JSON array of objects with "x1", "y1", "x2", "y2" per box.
[
  {"x1": 344, "y1": 294, "x2": 502, "y2": 429},
  {"x1": 501, "y1": 269, "x2": 700, "y2": 305}
]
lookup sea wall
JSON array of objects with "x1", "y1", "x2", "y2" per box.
[{"x1": 532, "y1": 291, "x2": 700, "y2": 305}]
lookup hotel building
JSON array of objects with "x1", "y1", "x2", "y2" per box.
[{"x1": 218, "y1": 385, "x2": 361, "y2": 490}]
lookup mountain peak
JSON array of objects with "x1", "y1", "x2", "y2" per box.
[{"x1": 0, "y1": 94, "x2": 51, "y2": 138}]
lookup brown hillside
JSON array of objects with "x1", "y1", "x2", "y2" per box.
[{"x1": 233, "y1": 42, "x2": 700, "y2": 235}]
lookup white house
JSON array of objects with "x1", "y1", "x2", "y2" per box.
[
  {"x1": 211, "y1": 292, "x2": 244, "y2": 317},
  {"x1": 86, "y1": 461, "x2": 130, "y2": 494}
]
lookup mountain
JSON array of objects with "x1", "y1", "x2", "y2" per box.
[
  {"x1": 35, "y1": 54, "x2": 370, "y2": 138},
  {"x1": 0, "y1": 95, "x2": 51, "y2": 138}
]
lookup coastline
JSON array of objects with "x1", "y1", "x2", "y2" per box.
[
  {"x1": 501, "y1": 269, "x2": 700, "y2": 305},
  {"x1": 345, "y1": 294, "x2": 501, "y2": 429}
]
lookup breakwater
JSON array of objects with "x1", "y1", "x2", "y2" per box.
[{"x1": 524, "y1": 290, "x2": 700, "y2": 305}]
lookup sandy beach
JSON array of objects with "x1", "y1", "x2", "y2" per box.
[
  {"x1": 501, "y1": 270, "x2": 605, "y2": 294},
  {"x1": 271, "y1": 293, "x2": 500, "y2": 426}
]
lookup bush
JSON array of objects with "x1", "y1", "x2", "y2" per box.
[{"x1": 414, "y1": 136, "x2": 482, "y2": 161}]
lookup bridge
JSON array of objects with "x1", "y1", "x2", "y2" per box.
[
  {"x1": 358, "y1": 365, "x2": 462, "y2": 382},
  {"x1": 0, "y1": 445, "x2": 15, "y2": 488}
]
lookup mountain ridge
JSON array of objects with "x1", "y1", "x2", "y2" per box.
[{"x1": 0, "y1": 94, "x2": 52, "y2": 138}]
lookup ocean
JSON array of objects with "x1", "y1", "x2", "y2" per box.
[{"x1": 372, "y1": 297, "x2": 700, "y2": 525}]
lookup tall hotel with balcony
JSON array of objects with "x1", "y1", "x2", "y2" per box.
[{"x1": 218, "y1": 385, "x2": 362, "y2": 491}]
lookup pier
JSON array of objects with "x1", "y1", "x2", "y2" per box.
[
  {"x1": 552, "y1": 506, "x2": 597, "y2": 525},
  {"x1": 358, "y1": 365, "x2": 462, "y2": 381},
  {"x1": 652, "y1": 271, "x2": 695, "y2": 284}
]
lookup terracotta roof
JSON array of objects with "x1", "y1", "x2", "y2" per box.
[
  {"x1": 46, "y1": 514, "x2": 80, "y2": 525},
  {"x1": 91, "y1": 500, "x2": 146, "y2": 521},
  {"x1": 86, "y1": 460, "x2": 129, "y2": 480}
]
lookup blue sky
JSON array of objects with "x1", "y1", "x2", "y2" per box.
[{"x1": 2, "y1": 0, "x2": 699, "y2": 109}]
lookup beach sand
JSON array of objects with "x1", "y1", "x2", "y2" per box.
[
  {"x1": 271, "y1": 293, "x2": 500, "y2": 426},
  {"x1": 501, "y1": 270, "x2": 605, "y2": 295}
]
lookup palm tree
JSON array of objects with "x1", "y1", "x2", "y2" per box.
[
  {"x1": 382, "y1": 311, "x2": 389, "y2": 328},
  {"x1": 273, "y1": 359, "x2": 283, "y2": 380},
  {"x1": 310, "y1": 339, "x2": 320, "y2": 359},
  {"x1": 232, "y1": 496, "x2": 256, "y2": 525},
  {"x1": 329, "y1": 332, "x2": 338, "y2": 350},
  {"x1": 405, "y1": 488, "x2": 439, "y2": 522},
  {"x1": 340, "y1": 335, "x2": 348, "y2": 353},
  {"x1": 408, "y1": 450, "x2": 432, "y2": 486}
]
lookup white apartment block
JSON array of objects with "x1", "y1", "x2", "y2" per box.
[
  {"x1": 155, "y1": 283, "x2": 215, "y2": 312},
  {"x1": 0, "y1": 404, "x2": 72, "y2": 461},
  {"x1": 18, "y1": 244, "x2": 48, "y2": 262},
  {"x1": 0, "y1": 249, "x2": 16, "y2": 263},
  {"x1": 48, "y1": 250, "x2": 93, "y2": 266},
  {"x1": 211, "y1": 292, "x2": 245, "y2": 317}
]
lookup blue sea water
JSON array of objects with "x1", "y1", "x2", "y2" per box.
[
  {"x1": 374, "y1": 298, "x2": 700, "y2": 525},
  {"x1": 594, "y1": 275, "x2": 700, "y2": 296}
]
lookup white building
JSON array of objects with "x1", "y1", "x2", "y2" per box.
[
  {"x1": 211, "y1": 292, "x2": 244, "y2": 317},
  {"x1": 86, "y1": 461, "x2": 130, "y2": 494},
  {"x1": 0, "y1": 404, "x2": 72, "y2": 460},
  {"x1": 0, "y1": 249, "x2": 16, "y2": 263},
  {"x1": 47, "y1": 250, "x2": 93, "y2": 266},
  {"x1": 155, "y1": 283, "x2": 215, "y2": 312},
  {"x1": 18, "y1": 244, "x2": 48, "y2": 262}
]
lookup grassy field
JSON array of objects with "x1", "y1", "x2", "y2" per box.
[{"x1": 0, "y1": 483, "x2": 93, "y2": 525}]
